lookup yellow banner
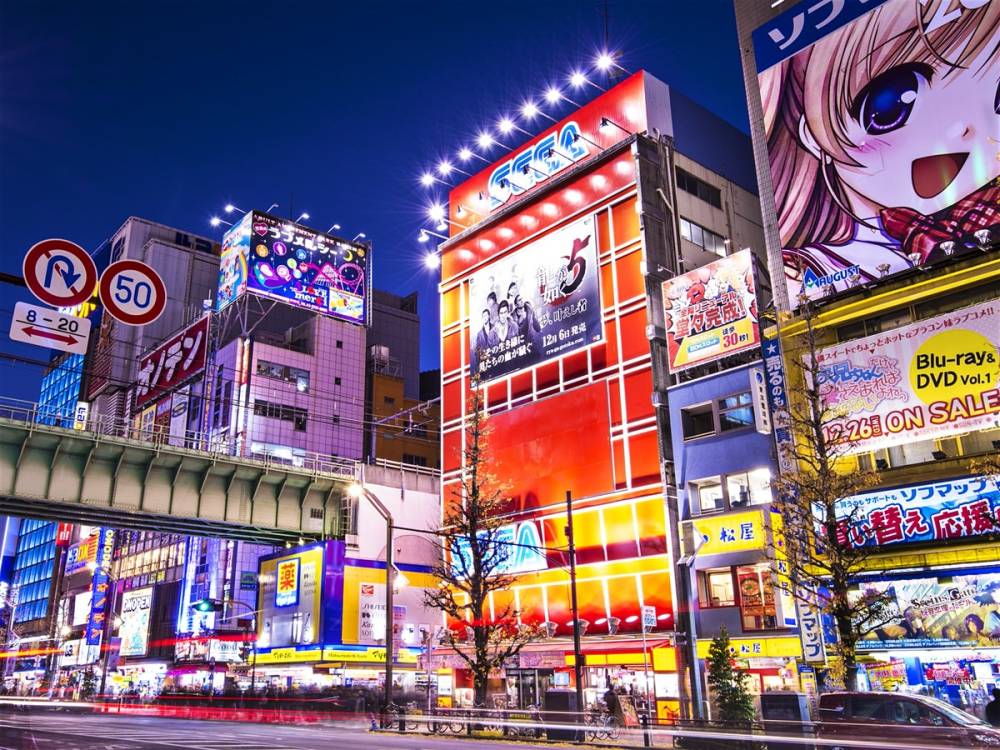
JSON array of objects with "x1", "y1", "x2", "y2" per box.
[
  {"x1": 322, "y1": 646, "x2": 419, "y2": 664},
  {"x1": 690, "y1": 510, "x2": 765, "y2": 556},
  {"x1": 254, "y1": 647, "x2": 322, "y2": 664},
  {"x1": 696, "y1": 636, "x2": 801, "y2": 659}
]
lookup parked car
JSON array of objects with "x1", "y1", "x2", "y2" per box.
[{"x1": 817, "y1": 691, "x2": 1000, "y2": 748}]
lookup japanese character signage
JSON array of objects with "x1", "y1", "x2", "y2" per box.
[
  {"x1": 856, "y1": 569, "x2": 1000, "y2": 649},
  {"x1": 468, "y1": 214, "x2": 602, "y2": 382},
  {"x1": 217, "y1": 210, "x2": 368, "y2": 325},
  {"x1": 133, "y1": 316, "x2": 208, "y2": 411},
  {"x1": 275, "y1": 558, "x2": 300, "y2": 608},
  {"x1": 690, "y1": 509, "x2": 766, "y2": 557},
  {"x1": 836, "y1": 475, "x2": 1000, "y2": 548},
  {"x1": 85, "y1": 529, "x2": 114, "y2": 646},
  {"x1": 118, "y1": 587, "x2": 153, "y2": 658},
  {"x1": 814, "y1": 300, "x2": 1000, "y2": 454},
  {"x1": 797, "y1": 596, "x2": 827, "y2": 664},
  {"x1": 761, "y1": 334, "x2": 796, "y2": 475},
  {"x1": 662, "y1": 249, "x2": 760, "y2": 371},
  {"x1": 752, "y1": 0, "x2": 1000, "y2": 308}
]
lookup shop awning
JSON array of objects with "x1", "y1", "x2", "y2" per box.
[{"x1": 430, "y1": 637, "x2": 677, "y2": 671}]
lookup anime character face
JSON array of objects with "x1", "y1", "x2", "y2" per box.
[{"x1": 831, "y1": 41, "x2": 1000, "y2": 216}]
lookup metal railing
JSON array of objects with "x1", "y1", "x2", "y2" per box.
[{"x1": 0, "y1": 397, "x2": 359, "y2": 480}]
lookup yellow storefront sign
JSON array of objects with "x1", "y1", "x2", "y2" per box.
[
  {"x1": 321, "y1": 646, "x2": 419, "y2": 664},
  {"x1": 696, "y1": 636, "x2": 801, "y2": 660},
  {"x1": 690, "y1": 510, "x2": 766, "y2": 556},
  {"x1": 254, "y1": 647, "x2": 323, "y2": 665}
]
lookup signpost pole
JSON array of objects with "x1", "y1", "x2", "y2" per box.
[
  {"x1": 565, "y1": 491, "x2": 585, "y2": 726},
  {"x1": 384, "y1": 515, "x2": 394, "y2": 726}
]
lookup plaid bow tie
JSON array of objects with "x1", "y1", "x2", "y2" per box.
[{"x1": 880, "y1": 179, "x2": 1000, "y2": 263}]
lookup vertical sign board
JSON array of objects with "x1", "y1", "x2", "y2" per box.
[
  {"x1": 275, "y1": 558, "x2": 300, "y2": 608},
  {"x1": 85, "y1": 529, "x2": 115, "y2": 646},
  {"x1": 752, "y1": 0, "x2": 1000, "y2": 307},
  {"x1": 761, "y1": 334, "x2": 796, "y2": 475},
  {"x1": 134, "y1": 316, "x2": 209, "y2": 411},
  {"x1": 118, "y1": 587, "x2": 154, "y2": 658}
]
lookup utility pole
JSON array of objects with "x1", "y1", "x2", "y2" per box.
[{"x1": 565, "y1": 491, "x2": 584, "y2": 720}]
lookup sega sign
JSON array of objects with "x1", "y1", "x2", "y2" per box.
[{"x1": 487, "y1": 122, "x2": 589, "y2": 210}]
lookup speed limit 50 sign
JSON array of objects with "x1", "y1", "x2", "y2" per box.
[{"x1": 99, "y1": 260, "x2": 167, "y2": 326}]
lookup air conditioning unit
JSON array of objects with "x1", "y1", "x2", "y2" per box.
[{"x1": 345, "y1": 534, "x2": 359, "y2": 548}]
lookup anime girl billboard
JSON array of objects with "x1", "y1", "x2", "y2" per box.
[{"x1": 754, "y1": 0, "x2": 999, "y2": 306}]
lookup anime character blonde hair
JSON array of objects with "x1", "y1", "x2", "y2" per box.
[{"x1": 761, "y1": 0, "x2": 1000, "y2": 251}]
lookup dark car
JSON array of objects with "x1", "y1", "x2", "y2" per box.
[{"x1": 818, "y1": 691, "x2": 1000, "y2": 749}]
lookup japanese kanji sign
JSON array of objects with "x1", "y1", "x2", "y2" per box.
[
  {"x1": 468, "y1": 214, "x2": 602, "y2": 383},
  {"x1": 690, "y1": 509, "x2": 766, "y2": 557},
  {"x1": 662, "y1": 249, "x2": 760, "y2": 372},
  {"x1": 813, "y1": 300, "x2": 1000, "y2": 454},
  {"x1": 133, "y1": 316, "x2": 208, "y2": 411},
  {"x1": 836, "y1": 474, "x2": 1000, "y2": 548},
  {"x1": 275, "y1": 558, "x2": 300, "y2": 608}
]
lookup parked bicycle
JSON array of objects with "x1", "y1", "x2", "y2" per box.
[{"x1": 585, "y1": 706, "x2": 621, "y2": 741}]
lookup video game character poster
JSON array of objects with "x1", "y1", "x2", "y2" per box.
[
  {"x1": 753, "y1": 0, "x2": 1000, "y2": 306},
  {"x1": 468, "y1": 215, "x2": 602, "y2": 382}
]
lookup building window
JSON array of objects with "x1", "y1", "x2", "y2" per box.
[
  {"x1": 335, "y1": 377, "x2": 341, "y2": 386},
  {"x1": 700, "y1": 568, "x2": 736, "y2": 608},
  {"x1": 332, "y1": 415, "x2": 340, "y2": 425},
  {"x1": 403, "y1": 453, "x2": 428, "y2": 467},
  {"x1": 383, "y1": 396, "x2": 396, "y2": 406},
  {"x1": 253, "y1": 399, "x2": 308, "y2": 431},
  {"x1": 676, "y1": 167, "x2": 722, "y2": 209},
  {"x1": 336, "y1": 340, "x2": 343, "y2": 349},
  {"x1": 736, "y1": 565, "x2": 778, "y2": 631},
  {"x1": 681, "y1": 392, "x2": 754, "y2": 440},
  {"x1": 679, "y1": 217, "x2": 728, "y2": 256},
  {"x1": 256, "y1": 360, "x2": 310, "y2": 393},
  {"x1": 691, "y1": 467, "x2": 771, "y2": 515}
]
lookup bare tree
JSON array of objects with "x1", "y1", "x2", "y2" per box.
[
  {"x1": 423, "y1": 378, "x2": 540, "y2": 707},
  {"x1": 769, "y1": 301, "x2": 898, "y2": 691}
]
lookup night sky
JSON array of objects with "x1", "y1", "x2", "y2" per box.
[{"x1": 0, "y1": 0, "x2": 748, "y2": 404}]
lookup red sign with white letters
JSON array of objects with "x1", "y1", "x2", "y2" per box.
[{"x1": 133, "y1": 316, "x2": 209, "y2": 411}]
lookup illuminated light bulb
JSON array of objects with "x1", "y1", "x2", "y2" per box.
[
  {"x1": 476, "y1": 132, "x2": 494, "y2": 150},
  {"x1": 437, "y1": 161, "x2": 453, "y2": 176},
  {"x1": 210, "y1": 217, "x2": 222, "y2": 227},
  {"x1": 459, "y1": 249, "x2": 475, "y2": 261},
  {"x1": 591, "y1": 174, "x2": 608, "y2": 189},
  {"x1": 420, "y1": 173, "x2": 435, "y2": 187},
  {"x1": 479, "y1": 238, "x2": 495, "y2": 252},
  {"x1": 520, "y1": 214, "x2": 537, "y2": 228},
  {"x1": 544, "y1": 87, "x2": 561, "y2": 104},
  {"x1": 565, "y1": 189, "x2": 583, "y2": 205},
  {"x1": 569, "y1": 71, "x2": 587, "y2": 88},
  {"x1": 224, "y1": 204, "x2": 236, "y2": 213},
  {"x1": 498, "y1": 227, "x2": 514, "y2": 240},
  {"x1": 428, "y1": 204, "x2": 446, "y2": 222},
  {"x1": 624, "y1": 104, "x2": 640, "y2": 123},
  {"x1": 498, "y1": 117, "x2": 515, "y2": 135},
  {"x1": 458, "y1": 147, "x2": 474, "y2": 162},
  {"x1": 615, "y1": 160, "x2": 634, "y2": 176},
  {"x1": 541, "y1": 203, "x2": 558, "y2": 217},
  {"x1": 418, "y1": 231, "x2": 429, "y2": 243},
  {"x1": 596, "y1": 52, "x2": 615, "y2": 71},
  {"x1": 424, "y1": 253, "x2": 440, "y2": 270},
  {"x1": 521, "y1": 101, "x2": 539, "y2": 119}
]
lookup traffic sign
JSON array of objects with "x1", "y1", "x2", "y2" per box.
[
  {"x1": 22, "y1": 239, "x2": 98, "y2": 308},
  {"x1": 99, "y1": 259, "x2": 167, "y2": 326},
  {"x1": 9, "y1": 301, "x2": 91, "y2": 355},
  {"x1": 641, "y1": 605, "x2": 657, "y2": 630}
]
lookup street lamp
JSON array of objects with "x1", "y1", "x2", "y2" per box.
[{"x1": 348, "y1": 482, "x2": 396, "y2": 725}]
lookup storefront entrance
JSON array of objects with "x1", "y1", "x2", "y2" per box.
[{"x1": 505, "y1": 669, "x2": 553, "y2": 708}]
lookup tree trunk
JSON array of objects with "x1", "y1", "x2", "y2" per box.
[{"x1": 836, "y1": 612, "x2": 859, "y2": 691}]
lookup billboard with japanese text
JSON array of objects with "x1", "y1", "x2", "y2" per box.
[
  {"x1": 856, "y1": 569, "x2": 1000, "y2": 649},
  {"x1": 134, "y1": 316, "x2": 208, "y2": 411},
  {"x1": 836, "y1": 475, "x2": 1000, "y2": 548},
  {"x1": 85, "y1": 529, "x2": 115, "y2": 646},
  {"x1": 217, "y1": 210, "x2": 368, "y2": 324},
  {"x1": 257, "y1": 546, "x2": 323, "y2": 649},
  {"x1": 753, "y1": 0, "x2": 1000, "y2": 307},
  {"x1": 663, "y1": 249, "x2": 760, "y2": 371},
  {"x1": 468, "y1": 214, "x2": 602, "y2": 382},
  {"x1": 118, "y1": 587, "x2": 153, "y2": 658},
  {"x1": 815, "y1": 300, "x2": 1000, "y2": 453}
]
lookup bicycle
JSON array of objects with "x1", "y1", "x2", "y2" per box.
[
  {"x1": 585, "y1": 707, "x2": 620, "y2": 741},
  {"x1": 385, "y1": 701, "x2": 419, "y2": 731}
]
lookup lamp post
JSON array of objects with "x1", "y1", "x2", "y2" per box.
[{"x1": 349, "y1": 481, "x2": 395, "y2": 725}]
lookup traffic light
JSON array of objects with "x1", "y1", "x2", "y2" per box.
[
  {"x1": 239, "y1": 642, "x2": 251, "y2": 661},
  {"x1": 192, "y1": 598, "x2": 223, "y2": 613}
]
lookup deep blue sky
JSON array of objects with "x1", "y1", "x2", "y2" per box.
[{"x1": 0, "y1": 0, "x2": 748, "y2": 403}]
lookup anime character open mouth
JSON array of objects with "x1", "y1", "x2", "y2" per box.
[{"x1": 911, "y1": 152, "x2": 968, "y2": 199}]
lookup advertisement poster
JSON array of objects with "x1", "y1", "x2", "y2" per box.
[
  {"x1": 662, "y1": 249, "x2": 760, "y2": 371},
  {"x1": 856, "y1": 571, "x2": 1000, "y2": 649},
  {"x1": 753, "y1": 0, "x2": 1000, "y2": 306},
  {"x1": 357, "y1": 583, "x2": 405, "y2": 645},
  {"x1": 814, "y1": 300, "x2": 1000, "y2": 453},
  {"x1": 65, "y1": 532, "x2": 101, "y2": 575},
  {"x1": 837, "y1": 475, "x2": 1000, "y2": 548},
  {"x1": 85, "y1": 529, "x2": 114, "y2": 646},
  {"x1": 468, "y1": 215, "x2": 602, "y2": 382},
  {"x1": 217, "y1": 210, "x2": 368, "y2": 324},
  {"x1": 118, "y1": 587, "x2": 153, "y2": 658},
  {"x1": 257, "y1": 547, "x2": 322, "y2": 649},
  {"x1": 134, "y1": 317, "x2": 208, "y2": 411}
]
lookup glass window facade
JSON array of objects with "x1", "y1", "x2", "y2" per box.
[
  {"x1": 36, "y1": 354, "x2": 84, "y2": 427},
  {"x1": 11, "y1": 519, "x2": 57, "y2": 624}
]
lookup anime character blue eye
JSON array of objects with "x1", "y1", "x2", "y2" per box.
[{"x1": 851, "y1": 63, "x2": 934, "y2": 136}]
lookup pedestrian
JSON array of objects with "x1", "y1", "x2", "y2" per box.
[{"x1": 986, "y1": 687, "x2": 1000, "y2": 728}]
